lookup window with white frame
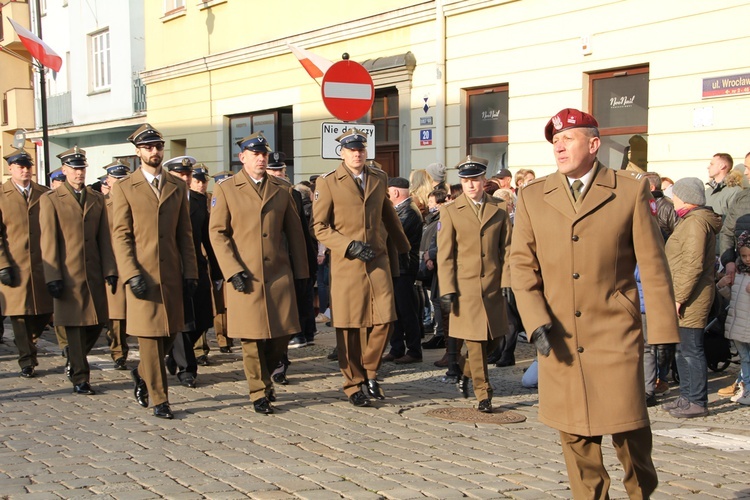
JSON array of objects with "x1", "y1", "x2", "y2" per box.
[
  {"x1": 91, "y1": 29, "x2": 111, "y2": 91},
  {"x1": 164, "y1": 0, "x2": 186, "y2": 15}
]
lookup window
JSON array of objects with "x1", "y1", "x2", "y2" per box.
[
  {"x1": 164, "y1": 0, "x2": 185, "y2": 15},
  {"x1": 228, "y1": 107, "x2": 294, "y2": 177},
  {"x1": 589, "y1": 66, "x2": 649, "y2": 171},
  {"x1": 90, "y1": 29, "x2": 111, "y2": 91},
  {"x1": 371, "y1": 89, "x2": 399, "y2": 145},
  {"x1": 466, "y1": 85, "x2": 509, "y2": 176}
]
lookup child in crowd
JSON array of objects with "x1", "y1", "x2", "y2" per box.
[{"x1": 717, "y1": 231, "x2": 750, "y2": 405}]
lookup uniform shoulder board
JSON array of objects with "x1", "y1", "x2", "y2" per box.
[
  {"x1": 321, "y1": 169, "x2": 336, "y2": 178},
  {"x1": 615, "y1": 170, "x2": 643, "y2": 180},
  {"x1": 216, "y1": 176, "x2": 230, "y2": 185}
]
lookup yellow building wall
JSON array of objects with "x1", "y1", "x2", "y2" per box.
[{"x1": 143, "y1": 0, "x2": 750, "y2": 184}]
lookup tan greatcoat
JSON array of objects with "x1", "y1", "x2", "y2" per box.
[
  {"x1": 39, "y1": 185, "x2": 117, "y2": 326},
  {"x1": 312, "y1": 163, "x2": 410, "y2": 328},
  {"x1": 104, "y1": 194, "x2": 126, "y2": 320},
  {"x1": 0, "y1": 180, "x2": 53, "y2": 316},
  {"x1": 110, "y1": 169, "x2": 198, "y2": 336},
  {"x1": 511, "y1": 165, "x2": 679, "y2": 436},
  {"x1": 209, "y1": 171, "x2": 309, "y2": 339},
  {"x1": 437, "y1": 193, "x2": 512, "y2": 341}
]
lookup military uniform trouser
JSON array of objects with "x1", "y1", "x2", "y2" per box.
[
  {"x1": 240, "y1": 336, "x2": 290, "y2": 401},
  {"x1": 107, "y1": 319, "x2": 128, "y2": 361},
  {"x1": 337, "y1": 323, "x2": 392, "y2": 397},
  {"x1": 137, "y1": 333, "x2": 177, "y2": 407},
  {"x1": 559, "y1": 426, "x2": 657, "y2": 500},
  {"x1": 11, "y1": 314, "x2": 50, "y2": 368},
  {"x1": 65, "y1": 325, "x2": 102, "y2": 385},
  {"x1": 458, "y1": 335, "x2": 500, "y2": 402}
]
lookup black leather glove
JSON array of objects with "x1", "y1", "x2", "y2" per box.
[
  {"x1": 184, "y1": 278, "x2": 199, "y2": 297},
  {"x1": 440, "y1": 293, "x2": 456, "y2": 315},
  {"x1": 531, "y1": 324, "x2": 552, "y2": 357},
  {"x1": 345, "y1": 241, "x2": 375, "y2": 262},
  {"x1": 105, "y1": 276, "x2": 118, "y2": 294},
  {"x1": 127, "y1": 275, "x2": 147, "y2": 299},
  {"x1": 229, "y1": 272, "x2": 248, "y2": 292},
  {"x1": 47, "y1": 280, "x2": 64, "y2": 299},
  {"x1": 0, "y1": 267, "x2": 13, "y2": 286}
]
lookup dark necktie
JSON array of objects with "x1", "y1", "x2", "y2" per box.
[
  {"x1": 151, "y1": 177, "x2": 160, "y2": 193},
  {"x1": 571, "y1": 180, "x2": 584, "y2": 202},
  {"x1": 22, "y1": 189, "x2": 28, "y2": 204}
]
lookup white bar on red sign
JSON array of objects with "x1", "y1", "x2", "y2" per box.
[{"x1": 323, "y1": 82, "x2": 373, "y2": 100}]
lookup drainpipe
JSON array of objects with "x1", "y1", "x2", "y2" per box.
[{"x1": 435, "y1": 0, "x2": 446, "y2": 165}]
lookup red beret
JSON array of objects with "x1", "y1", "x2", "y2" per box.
[{"x1": 544, "y1": 108, "x2": 599, "y2": 143}]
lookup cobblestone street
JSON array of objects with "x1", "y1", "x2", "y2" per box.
[{"x1": 1, "y1": 321, "x2": 749, "y2": 499}]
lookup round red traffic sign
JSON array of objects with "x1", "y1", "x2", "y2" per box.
[{"x1": 321, "y1": 60, "x2": 375, "y2": 122}]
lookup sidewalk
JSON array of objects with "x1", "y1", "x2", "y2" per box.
[{"x1": 1, "y1": 321, "x2": 749, "y2": 499}]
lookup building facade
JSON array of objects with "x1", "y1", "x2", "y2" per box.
[{"x1": 24, "y1": 0, "x2": 147, "y2": 184}]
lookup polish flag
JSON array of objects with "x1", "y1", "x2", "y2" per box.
[
  {"x1": 8, "y1": 18, "x2": 62, "y2": 72},
  {"x1": 287, "y1": 42, "x2": 332, "y2": 80}
]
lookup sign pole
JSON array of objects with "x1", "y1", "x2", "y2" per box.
[{"x1": 34, "y1": 0, "x2": 50, "y2": 179}]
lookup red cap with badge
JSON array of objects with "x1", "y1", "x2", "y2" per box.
[{"x1": 544, "y1": 108, "x2": 599, "y2": 143}]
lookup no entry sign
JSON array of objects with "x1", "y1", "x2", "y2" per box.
[{"x1": 321, "y1": 60, "x2": 375, "y2": 122}]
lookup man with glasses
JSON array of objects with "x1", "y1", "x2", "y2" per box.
[
  {"x1": 0, "y1": 149, "x2": 53, "y2": 378},
  {"x1": 111, "y1": 124, "x2": 198, "y2": 419}
]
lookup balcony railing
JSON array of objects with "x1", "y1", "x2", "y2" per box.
[
  {"x1": 133, "y1": 74, "x2": 146, "y2": 114},
  {"x1": 45, "y1": 91, "x2": 73, "y2": 126}
]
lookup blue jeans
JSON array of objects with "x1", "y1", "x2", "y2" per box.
[
  {"x1": 734, "y1": 341, "x2": 750, "y2": 387},
  {"x1": 675, "y1": 327, "x2": 708, "y2": 406}
]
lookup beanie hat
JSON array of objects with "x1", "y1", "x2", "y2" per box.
[
  {"x1": 672, "y1": 177, "x2": 705, "y2": 206},
  {"x1": 426, "y1": 162, "x2": 446, "y2": 183}
]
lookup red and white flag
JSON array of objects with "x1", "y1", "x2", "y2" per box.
[
  {"x1": 287, "y1": 42, "x2": 332, "y2": 80},
  {"x1": 8, "y1": 18, "x2": 62, "y2": 72}
]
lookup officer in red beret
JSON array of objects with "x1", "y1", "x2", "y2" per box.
[{"x1": 511, "y1": 108, "x2": 679, "y2": 498}]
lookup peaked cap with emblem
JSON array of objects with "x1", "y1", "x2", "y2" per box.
[
  {"x1": 49, "y1": 168, "x2": 65, "y2": 182},
  {"x1": 4, "y1": 148, "x2": 33, "y2": 167},
  {"x1": 127, "y1": 123, "x2": 164, "y2": 145},
  {"x1": 212, "y1": 170, "x2": 233, "y2": 183},
  {"x1": 57, "y1": 146, "x2": 88, "y2": 168},
  {"x1": 268, "y1": 152, "x2": 286, "y2": 170},
  {"x1": 192, "y1": 163, "x2": 209, "y2": 181},
  {"x1": 163, "y1": 155, "x2": 196, "y2": 173},
  {"x1": 544, "y1": 108, "x2": 599, "y2": 143},
  {"x1": 236, "y1": 132, "x2": 271, "y2": 153},
  {"x1": 455, "y1": 155, "x2": 488, "y2": 178},
  {"x1": 103, "y1": 159, "x2": 131, "y2": 178},
  {"x1": 336, "y1": 129, "x2": 367, "y2": 150}
]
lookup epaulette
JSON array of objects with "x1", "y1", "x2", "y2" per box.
[
  {"x1": 616, "y1": 170, "x2": 645, "y2": 182},
  {"x1": 216, "y1": 176, "x2": 230, "y2": 185},
  {"x1": 525, "y1": 176, "x2": 546, "y2": 186},
  {"x1": 269, "y1": 175, "x2": 292, "y2": 187},
  {"x1": 321, "y1": 169, "x2": 337, "y2": 178}
]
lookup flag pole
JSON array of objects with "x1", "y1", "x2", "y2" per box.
[{"x1": 34, "y1": 0, "x2": 50, "y2": 176}]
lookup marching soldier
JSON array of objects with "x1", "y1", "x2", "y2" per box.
[
  {"x1": 111, "y1": 124, "x2": 199, "y2": 419},
  {"x1": 437, "y1": 156, "x2": 512, "y2": 413},
  {"x1": 0, "y1": 149, "x2": 53, "y2": 378},
  {"x1": 510, "y1": 108, "x2": 679, "y2": 498},
  {"x1": 312, "y1": 129, "x2": 410, "y2": 406},
  {"x1": 103, "y1": 159, "x2": 132, "y2": 370},
  {"x1": 39, "y1": 147, "x2": 117, "y2": 394},
  {"x1": 163, "y1": 155, "x2": 218, "y2": 387},
  {"x1": 209, "y1": 133, "x2": 309, "y2": 414}
]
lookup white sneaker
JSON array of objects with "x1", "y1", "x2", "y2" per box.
[
  {"x1": 736, "y1": 389, "x2": 750, "y2": 405},
  {"x1": 730, "y1": 381, "x2": 746, "y2": 402}
]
